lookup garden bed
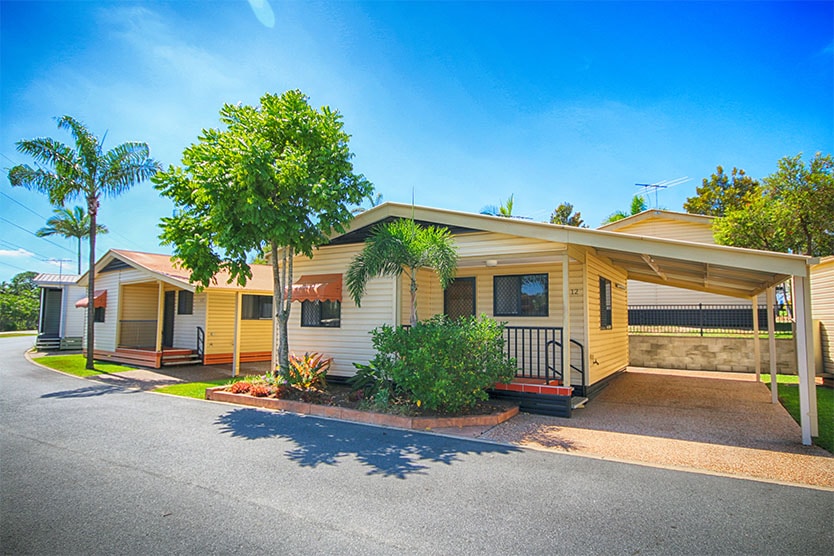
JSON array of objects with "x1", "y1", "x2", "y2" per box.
[{"x1": 205, "y1": 384, "x2": 519, "y2": 431}]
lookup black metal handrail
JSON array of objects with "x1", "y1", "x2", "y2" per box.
[
  {"x1": 503, "y1": 326, "x2": 584, "y2": 385},
  {"x1": 196, "y1": 326, "x2": 205, "y2": 361}
]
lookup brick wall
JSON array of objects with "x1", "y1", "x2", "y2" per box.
[{"x1": 629, "y1": 335, "x2": 798, "y2": 374}]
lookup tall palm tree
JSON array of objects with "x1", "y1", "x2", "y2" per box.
[
  {"x1": 36, "y1": 206, "x2": 108, "y2": 274},
  {"x1": 9, "y1": 116, "x2": 159, "y2": 370},
  {"x1": 346, "y1": 218, "x2": 458, "y2": 326}
]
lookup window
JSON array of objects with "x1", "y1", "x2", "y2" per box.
[
  {"x1": 242, "y1": 295, "x2": 273, "y2": 320},
  {"x1": 301, "y1": 300, "x2": 341, "y2": 327},
  {"x1": 94, "y1": 307, "x2": 105, "y2": 323},
  {"x1": 444, "y1": 277, "x2": 476, "y2": 319},
  {"x1": 493, "y1": 274, "x2": 548, "y2": 317},
  {"x1": 600, "y1": 277, "x2": 612, "y2": 329},
  {"x1": 177, "y1": 291, "x2": 194, "y2": 315}
]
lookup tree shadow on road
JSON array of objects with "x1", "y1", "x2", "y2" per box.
[
  {"x1": 41, "y1": 384, "x2": 140, "y2": 398},
  {"x1": 215, "y1": 407, "x2": 521, "y2": 479}
]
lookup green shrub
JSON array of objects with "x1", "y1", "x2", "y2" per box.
[{"x1": 369, "y1": 315, "x2": 516, "y2": 412}]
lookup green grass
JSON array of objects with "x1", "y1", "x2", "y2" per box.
[
  {"x1": 0, "y1": 331, "x2": 37, "y2": 337},
  {"x1": 35, "y1": 354, "x2": 138, "y2": 377},
  {"x1": 153, "y1": 379, "x2": 233, "y2": 399},
  {"x1": 758, "y1": 374, "x2": 800, "y2": 385},
  {"x1": 766, "y1": 383, "x2": 834, "y2": 453}
]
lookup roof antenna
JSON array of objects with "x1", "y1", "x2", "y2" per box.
[{"x1": 635, "y1": 177, "x2": 691, "y2": 208}]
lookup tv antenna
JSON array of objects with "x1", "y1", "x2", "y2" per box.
[{"x1": 635, "y1": 176, "x2": 691, "y2": 208}]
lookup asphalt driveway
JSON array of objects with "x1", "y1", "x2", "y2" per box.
[{"x1": 2, "y1": 335, "x2": 833, "y2": 554}]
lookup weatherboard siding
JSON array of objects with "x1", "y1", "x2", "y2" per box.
[
  {"x1": 612, "y1": 217, "x2": 716, "y2": 244},
  {"x1": 205, "y1": 291, "x2": 237, "y2": 357},
  {"x1": 87, "y1": 267, "x2": 152, "y2": 352},
  {"x1": 172, "y1": 290, "x2": 207, "y2": 351},
  {"x1": 287, "y1": 243, "x2": 396, "y2": 377},
  {"x1": 586, "y1": 251, "x2": 629, "y2": 385},
  {"x1": 811, "y1": 258, "x2": 834, "y2": 373}
]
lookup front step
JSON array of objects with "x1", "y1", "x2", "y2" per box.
[
  {"x1": 571, "y1": 396, "x2": 589, "y2": 410},
  {"x1": 161, "y1": 349, "x2": 202, "y2": 367}
]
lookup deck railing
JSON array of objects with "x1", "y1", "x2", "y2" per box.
[
  {"x1": 119, "y1": 320, "x2": 157, "y2": 349},
  {"x1": 503, "y1": 326, "x2": 585, "y2": 386}
]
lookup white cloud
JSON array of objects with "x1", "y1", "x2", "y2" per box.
[{"x1": 0, "y1": 248, "x2": 34, "y2": 258}]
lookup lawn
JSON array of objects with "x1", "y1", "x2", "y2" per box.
[
  {"x1": 153, "y1": 379, "x2": 234, "y2": 399},
  {"x1": 35, "y1": 354, "x2": 138, "y2": 377},
  {"x1": 765, "y1": 380, "x2": 833, "y2": 453},
  {"x1": 1, "y1": 331, "x2": 37, "y2": 338}
]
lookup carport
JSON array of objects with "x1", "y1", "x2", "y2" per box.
[{"x1": 582, "y1": 227, "x2": 819, "y2": 445}]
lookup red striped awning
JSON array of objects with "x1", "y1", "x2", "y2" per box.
[
  {"x1": 75, "y1": 290, "x2": 107, "y2": 308},
  {"x1": 291, "y1": 274, "x2": 342, "y2": 303}
]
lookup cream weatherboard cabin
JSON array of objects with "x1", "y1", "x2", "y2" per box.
[{"x1": 281, "y1": 203, "x2": 819, "y2": 442}]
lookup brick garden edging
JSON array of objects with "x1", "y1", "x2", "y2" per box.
[{"x1": 205, "y1": 386, "x2": 519, "y2": 430}]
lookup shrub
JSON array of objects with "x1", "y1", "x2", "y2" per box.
[
  {"x1": 229, "y1": 381, "x2": 252, "y2": 394},
  {"x1": 369, "y1": 315, "x2": 516, "y2": 412},
  {"x1": 287, "y1": 352, "x2": 331, "y2": 391},
  {"x1": 249, "y1": 383, "x2": 271, "y2": 397}
]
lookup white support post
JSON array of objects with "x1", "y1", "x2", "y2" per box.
[
  {"x1": 155, "y1": 282, "x2": 165, "y2": 353},
  {"x1": 562, "y1": 254, "x2": 571, "y2": 389},
  {"x1": 752, "y1": 296, "x2": 761, "y2": 381},
  {"x1": 232, "y1": 291, "x2": 242, "y2": 378},
  {"x1": 793, "y1": 275, "x2": 818, "y2": 444},
  {"x1": 766, "y1": 287, "x2": 778, "y2": 404}
]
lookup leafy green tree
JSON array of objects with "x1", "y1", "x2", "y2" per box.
[
  {"x1": 0, "y1": 272, "x2": 39, "y2": 331},
  {"x1": 36, "y1": 206, "x2": 108, "y2": 274},
  {"x1": 9, "y1": 116, "x2": 158, "y2": 369},
  {"x1": 603, "y1": 194, "x2": 647, "y2": 224},
  {"x1": 550, "y1": 202, "x2": 586, "y2": 227},
  {"x1": 684, "y1": 165, "x2": 760, "y2": 216},
  {"x1": 154, "y1": 90, "x2": 372, "y2": 375},
  {"x1": 346, "y1": 218, "x2": 458, "y2": 326},
  {"x1": 714, "y1": 153, "x2": 833, "y2": 256}
]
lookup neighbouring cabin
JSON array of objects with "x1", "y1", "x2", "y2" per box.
[
  {"x1": 33, "y1": 273, "x2": 86, "y2": 351},
  {"x1": 77, "y1": 250, "x2": 275, "y2": 369},
  {"x1": 811, "y1": 256, "x2": 834, "y2": 380},
  {"x1": 286, "y1": 203, "x2": 813, "y2": 422}
]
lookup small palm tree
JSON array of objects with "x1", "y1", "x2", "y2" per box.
[
  {"x1": 37, "y1": 206, "x2": 108, "y2": 274},
  {"x1": 480, "y1": 194, "x2": 515, "y2": 217},
  {"x1": 346, "y1": 219, "x2": 458, "y2": 326},
  {"x1": 603, "y1": 194, "x2": 648, "y2": 224},
  {"x1": 9, "y1": 116, "x2": 158, "y2": 370}
]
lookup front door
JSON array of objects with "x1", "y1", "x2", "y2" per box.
[
  {"x1": 162, "y1": 291, "x2": 175, "y2": 348},
  {"x1": 444, "y1": 277, "x2": 476, "y2": 319},
  {"x1": 41, "y1": 288, "x2": 62, "y2": 336}
]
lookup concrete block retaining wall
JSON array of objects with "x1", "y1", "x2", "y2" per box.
[{"x1": 629, "y1": 335, "x2": 797, "y2": 374}]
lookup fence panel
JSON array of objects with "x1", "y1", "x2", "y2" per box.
[{"x1": 628, "y1": 304, "x2": 793, "y2": 336}]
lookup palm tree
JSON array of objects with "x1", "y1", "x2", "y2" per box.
[
  {"x1": 480, "y1": 194, "x2": 515, "y2": 217},
  {"x1": 9, "y1": 116, "x2": 158, "y2": 370},
  {"x1": 37, "y1": 206, "x2": 108, "y2": 274},
  {"x1": 603, "y1": 194, "x2": 648, "y2": 224},
  {"x1": 346, "y1": 218, "x2": 458, "y2": 326}
]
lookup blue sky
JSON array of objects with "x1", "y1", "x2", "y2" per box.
[{"x1": 1, "y1": 0, "x2": 832, "y2": 282}]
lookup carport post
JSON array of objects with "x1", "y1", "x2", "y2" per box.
[
  {"x1": 766, "y1": 287, "x2": 778, "y2": 404},
  {"x1": 752, "y1": 296, "x2": 761, "y2": 381},
  {"x1": 562, "y1": 253, "x2": 571, "y2": 389},
  {"x1": 793, "y1": 275, "x2": 818, "y2": 444},
  {"x1": 232, "y1": 291, "x2": 242, "y2": 378}
]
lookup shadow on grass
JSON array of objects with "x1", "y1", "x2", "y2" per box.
[{"x1": 215, "y1": 407, "x2": 521, "y2": 479}]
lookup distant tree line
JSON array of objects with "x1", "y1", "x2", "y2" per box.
[{"x1": 0, "y1": 272, "x2": 39, "y2": 332}]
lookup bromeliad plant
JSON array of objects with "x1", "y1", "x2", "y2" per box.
[{"x1": 287, "y1": 352, "x2": 332, "y2": 391}]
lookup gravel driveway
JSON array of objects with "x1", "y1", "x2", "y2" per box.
[{"x1": 480, "y1": 367, "x2": 834, "y2": 488}]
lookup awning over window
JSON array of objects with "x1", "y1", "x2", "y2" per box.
[
  {"x1": 291, "y1": 274, "x2": 342, "y2": 303},
  {"x1": 75, "y1": 290, "x2": 107, "y2": 308}
]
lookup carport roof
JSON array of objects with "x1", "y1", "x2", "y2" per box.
[{"x1": 334, "y1": 203, "x2": 816, "y2": 299}]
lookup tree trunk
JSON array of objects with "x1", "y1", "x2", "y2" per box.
[
  {"x1": 85, "y1": 195, "x2": 97, "y2": 371},
  {"x1": 271, "y1": 242, "x2": 294, "y2": 378},
  {"x1": 409, "y1": 270, "x2": 418, "y2": 326}
]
